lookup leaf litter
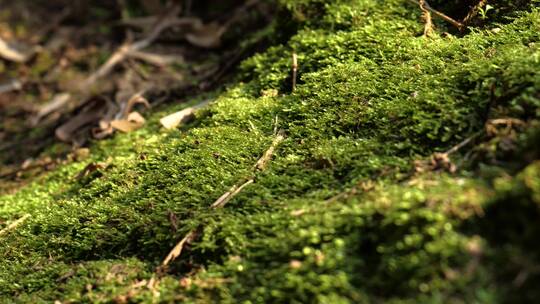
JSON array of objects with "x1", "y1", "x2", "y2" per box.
[{"x1": 0, "y1": 0, "x2": 273, "y2": 190}]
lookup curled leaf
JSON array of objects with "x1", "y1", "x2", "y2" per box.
[
  {"x1": 110, "y1": 111, "x2": 146, "y2": 133},
  {"x1": 0, "y1": 37, "x2": 35, "y2": 63},
  {"x1": 185, "y1": 22, "x2": 226, "y2": 49},
  {"x1": 159, "y1": 100, "x2": 211, "y2": 130}
]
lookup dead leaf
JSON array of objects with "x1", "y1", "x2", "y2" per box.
[
  {"x1": 110, "y1": 111, "x2": 146, "y2": 133},
  {"x1": 0, "y1": 37, "x2": 34, "y2": 63},
  {"x1": 92, "y1": 98, "x2": 120, "y2": 139},
  {"x1": 185, "y1": 22, "x2": 226, "y2": 49},
  {"x1": 122, "y1": 93, "x2": 150, "y2": 118},
  {"x1": 159, "y1": 100, "x2": 211, "y2": 130}
]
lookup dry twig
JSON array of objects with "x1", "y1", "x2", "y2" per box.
[
  {"x1": 159, "y1": 99, "x2": 211, "y2": 129},
  {"x1": 0, "y1": 214, "x2": 31, "y2": 237},
  {"x1": 406, "y1": 0, "x2": 465, "y2": 30},
  {"x1": 419, "y1": 0, "x2": 434, "y2": 37},
  {"x1": 462, "y1": 0, "x2": 489, "y2": 25},
  {"x1": 211, "y1": 179, "x2": 255, "y2": 209},
  {"x1": 0, "y1": 79, "x2": 23, "y2": 95},
  {"x1": 255, "y1": 129, "x2": 286, "y2": 170},
  {"x1": 291, "y1": 52, "x2": 298, "y2": 91},
  {"x1": 158, "y1": 130, "x2": 286, "y2": 270},
  {"x1": 444, "y1": 131, "x2": 483, "y2": 155},
  {"x1": 161, "y1": 230, "x2": 199, "y2": 267},
  {"x1": 82, "y1": 5, "x2": 182, "y2": 88},
  {"x1": 0, "y1": 37, "x2": 34, "y2": 63}
]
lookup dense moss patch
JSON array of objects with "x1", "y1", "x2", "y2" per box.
[{"x1": 1, "y1": 0, "x2": 539, "y2": 302}]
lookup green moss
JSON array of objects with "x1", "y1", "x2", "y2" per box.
[{"x1": 1, "y1": 0, "x2": 539, "y2": 302}]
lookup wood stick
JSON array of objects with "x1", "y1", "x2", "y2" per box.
[
  {"x1": 161, "y1": 230, "x2": 198, "y2": 267},
  {"x1": 159, "y1": 130, "x2": 286, "y2": 268},
  {"x1": 82, "y1": 6, "x2": 181, "y2": 88},
  {"x1": 291, "y1": 52, "x2": 298, "y2": 91},
  {"x1": 419, "y1": 0, "x2": 434, "y2": 37},
  {"x1": 0, "y1": 214, "x2": 30, "y2": 237},
  {"x1": 211, "y1": 179, "x2": 254, "y2": 209},
  {"x1": 445, "y1": 131, "x2": 483, "y2": 155},
  {"x1": 462, "y1": 0, "x2": 489, "y2": 25},
  {"x1": 406, "y1": 0, "x2": 465, "y2": 30},
  {"x1": 255, "y1": 130, "x2": 286, "y2": 170}
]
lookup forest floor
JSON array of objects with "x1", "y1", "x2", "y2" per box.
[
  {"x1": 0, "y1": 0, "x2": 271, "y2": 193},
  {"x1": 1, "y1": 0, "x2": 540, "y2": 303}
]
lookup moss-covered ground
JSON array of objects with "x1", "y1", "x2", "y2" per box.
[{"x1": 1, "y1": 0, "x2": 540, "y2": 302}]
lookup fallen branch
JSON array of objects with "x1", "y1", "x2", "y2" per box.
[
  {"x1": 406, "y1": 0, "x2": 465, "y2": 31},
  {"x1": 0, "y1": 158, "x2": 56, "y2": 179},
  {"x1": 0, "y1": 214, "x2": 31, "y2": 237},
  {"x1": 30, "y1": 93, "x2": 71, "y2": 126},
  {"x1": 445, "y1": 131, "x2": 483, "y2": 155},
  {"x1": 82, "y1": 5, "x2": 182, "y2": 88}
]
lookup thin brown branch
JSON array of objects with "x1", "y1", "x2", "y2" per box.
[
  {"x1": 462, "y1": 0, "x2": 489, "y2": 25},
  {"x1": 419, "y1": 0, "x2": 434, "y2": 37},
  {"x1": 159, "y1": 130, "x2": 286, "y2": 269},
  {"x1": 255, "y1": 129, "x2": 286, "y2": 171},
  {"x1": 210, "y1": 179, "x2": 255, "y2": 209},
  {"x1": 445, "y1": 131, "x2": 483, "y2": 155},
  {"x1": 0, "y1": 214, "x2": 31, "y2": 237},
  {"x1": 82, "y1": 6, "x2": 182, "y2": 88},
  {"x1": 161, "y1": 230, "x2": 198, "y2": 267},
  {"x1": 407, "y1": 0, "x2": 465, "y2": 30},
  {"x1": 291, "y1": 52, "x2": 298, "y2": 91}
]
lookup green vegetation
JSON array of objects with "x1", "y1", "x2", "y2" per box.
[{"x1": 1, "y1": 0, "x2": 540, "y2": 302}]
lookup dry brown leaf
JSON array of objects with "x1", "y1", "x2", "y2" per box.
[
  {"x1": 122, "y1": 94, "x2": 150, "y2": 118},
  {"x1": 92, "y1": 98, "x2": 121, "y2": 139},
  {"x1": 0, "y1": 37, "x2": 34, "y2": 63},
  {"x1": 159, "y1": 100, "x2": 211, "y2": 130},
  {"x1": 110, "y1": 111, "x2": 146, "y2": 133},
  {"x1": 159, "y1": 107, "x2": 195, "y2": 130},
  {"x1": 185, "y1": 22, "x2": 226, "y2": 49}
]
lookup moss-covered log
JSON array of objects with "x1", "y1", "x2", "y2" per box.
[{"x1": 1, "y1": 0, "x2": 540, "y2": 302}]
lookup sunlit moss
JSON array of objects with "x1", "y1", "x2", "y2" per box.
[{"x1": 0, "y1": 1, "x2": 539, "y2": 302}]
